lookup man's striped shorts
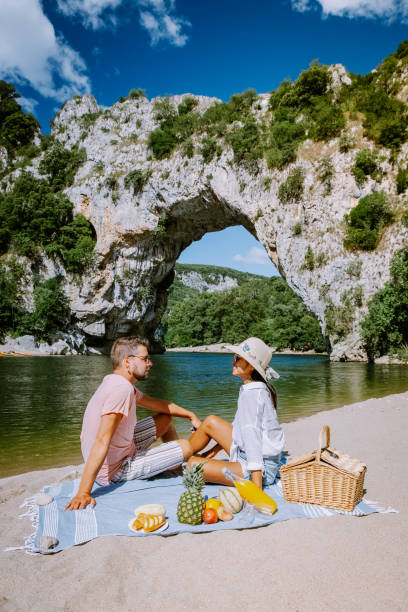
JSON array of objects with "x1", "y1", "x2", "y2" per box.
[{"x1": 110, "y1": 416, "x2": 184, "y2": 483}]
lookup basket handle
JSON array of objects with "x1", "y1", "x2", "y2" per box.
[{"x1": 316, "y1": 426, "x2": 330, "y2": 463}]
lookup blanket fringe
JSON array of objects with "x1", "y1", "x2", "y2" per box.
[
  {"x1": 4, "y1": 495, "x2": 40, "y2": 555},
  {"x1": 363, "y1": 498, "x2": 399, "y2": 514}
]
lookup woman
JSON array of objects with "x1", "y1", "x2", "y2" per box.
[{"x1": 188, "y1": 337, "x2": 285, "y2": 489}]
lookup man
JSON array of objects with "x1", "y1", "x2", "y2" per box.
[{"x1": 65, "y1": 336, "x2": 199, "y2": 510}]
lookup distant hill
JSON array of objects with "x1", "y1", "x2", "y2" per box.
[
  {"x1": 166, "y1": 263, "x2": 266, "y2": 311},
  {"x1": 163, "y1": 264, "x2": 326, "y2": 351}
]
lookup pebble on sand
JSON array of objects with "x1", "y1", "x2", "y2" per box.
[
  {"x1": 34, "y1": 493, "x2": 54, "y2": 506},
  {"x1": 38, "y1": 536, "x2": 58, "y2": 552}
]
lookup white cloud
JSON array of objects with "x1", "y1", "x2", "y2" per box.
[
  {"x1": 233, "y1": 247, "x2": 270, "y2": 265},
  {"x1": 139, "y1": 0, "x2": 190, "y2": 46},
  {"x1": 18, "y1": 96, "x2": 39, "y2": 114},
  {"x1": 57, "y1": 0, "x2": 190, "y2": 46},
  {"x1": 56, "y1": 0, "x2": 122, "y2": 30},
  {"x1": 0, "y1": 0, "x2": 90, "y2": 102},
  {"x1": 291, "y1": 0, "x2": 408, "y2": 22}
]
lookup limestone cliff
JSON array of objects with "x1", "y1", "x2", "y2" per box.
[
  {"x1": 176, "y1": 269, "x2": 238, "y2": 294},
  {"x1": 3, "y1": 52, "x2": 408, "y2": 360}
]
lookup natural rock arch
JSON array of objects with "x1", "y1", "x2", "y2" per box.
[
  {"x1": 42, "y1": 86, "x2": 407, "y2": 360},
  {"x1": 73, "y1": 188, "x2": 263, "y2": 349}
]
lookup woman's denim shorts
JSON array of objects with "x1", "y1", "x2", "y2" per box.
[{"x1": 237, "y1": 449, "x2": 283, "y2": 486}]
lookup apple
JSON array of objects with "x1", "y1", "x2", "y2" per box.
[{"x1": 202, "y1": 507, "x2": 218, "y2": 524}]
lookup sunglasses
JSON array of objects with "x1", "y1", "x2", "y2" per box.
[
  {"x1": 232, "y1": 354, "x2": 241, "y2": 365},
  {"x1": 128, "y1": 354, "x2": 152, "y2": 363}
]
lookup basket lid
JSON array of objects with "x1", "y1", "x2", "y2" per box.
[
  {"x1": 281, "y1": 447, "x2": 366, "y2": 477},
  {"x1": 281, "y1": 426, "x2": 367, "y2": 477}
]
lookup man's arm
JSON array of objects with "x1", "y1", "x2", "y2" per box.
[
  {"x1": 138, "y1": 394, "x2": 201, "y2": 429},
  {"x1": 64, "y1": 413, "x2": 123, "y2": 511}
]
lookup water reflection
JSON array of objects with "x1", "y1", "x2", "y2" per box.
[{"x1": 0, "y1": 353, "x2": 407, "y2": 477}]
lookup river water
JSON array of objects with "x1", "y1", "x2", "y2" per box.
[{"x1": 1, "y1": 353, "x2": 407, "y2": 478}]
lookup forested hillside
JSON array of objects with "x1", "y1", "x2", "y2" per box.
[
  {"x1": 0, "y1": 81, "x2": 95, "y2": 342},
  {"x1": 163, "y1": 265, "x2": 326, "y2": 351}
]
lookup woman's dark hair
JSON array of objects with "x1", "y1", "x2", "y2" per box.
[{"x1": 250, "y1": 368, "x2": 278, "y2": 408}]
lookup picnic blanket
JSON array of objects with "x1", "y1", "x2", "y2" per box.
[{"x1": 11, "y1": 471, "x2": 396, "y2": 554}]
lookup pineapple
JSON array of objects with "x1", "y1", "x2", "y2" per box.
[{"x1": 177, "y1": 462, "x2": 205, "y2": 525}]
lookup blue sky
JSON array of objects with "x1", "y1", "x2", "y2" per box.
[{"x1": 1, "y1": 0, "x2": 408, "y2": 276}]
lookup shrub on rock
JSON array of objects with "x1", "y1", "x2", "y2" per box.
[{"x1": 343, "y1": 191, "x2": 393, "y2": 251}]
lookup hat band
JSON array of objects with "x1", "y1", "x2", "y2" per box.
[{"x1": 241, "y1": 344, "x2": 268, "y2": 369}]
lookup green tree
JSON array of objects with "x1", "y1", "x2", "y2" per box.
[
  {"x1": 200, "y1": 137, "x2": 219, "y2": 163},
  {"x1": 163, "y1": 275, "x2": 325, "y2": 351},
  {"x1": 362, "y1": 249, "x2": 408, "y2": 358},
  {"x1": 351, "y1": 149, "x2": 380, "y2": 186},
  {"x1": 124, "y1": 169, "x2": 150, "y2": 194},
  {"x1": 227, "y1": 116, "x2": 261, "y2": 172},
  {"x1": 0, "y1": 81, "x2": 39, "y2": 155},
  {"x1": 343, "y1": 190, "x2": 393, "y2": 251},
  {"x1": 0, "y1": 112, "x2": 39, "y2": 152},
  {"x1": 278, "y1": 166, "x2": 305, "y2": 203},
  {"x1": 0, "y1": 80, "x2": 21, "y2": 124},
  {"x1": 0, "y1": 258, "x2": 27, "y2": 338},
  {"x1": 28, "y1": 276, "x2": 71, "y2": 341},
  {"x1": 38, "y1": 142, "x2": 87, "y2": 190},
  {"x1": 266, "y1": 112, "x2": 305, "y2": 169},
  {"x1": 0, "y1": 173, "x2": 95, "y2": 271},
  {"x1": 295, "y1": 65, "x2": 331, "y2": 104}
]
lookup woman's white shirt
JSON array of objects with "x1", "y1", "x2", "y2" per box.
[{"x1": 230, "y1": 381, "x2": 285, "y2": 471}]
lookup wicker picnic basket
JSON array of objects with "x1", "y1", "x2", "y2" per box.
[{"x1": 280, "y1": 426, "x2": 367, "y2": 511}]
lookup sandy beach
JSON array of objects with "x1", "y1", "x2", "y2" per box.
[{"x1": 1, "y1": 392, "x2": 407, "y2": 612}]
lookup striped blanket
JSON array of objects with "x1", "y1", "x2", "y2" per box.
[{"x1": 15, "y1": 472, "x2": 394, "y2": 554}]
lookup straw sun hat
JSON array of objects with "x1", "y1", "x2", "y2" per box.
[{"x1": 225, "y1": 337, "x2": 280, "y2": 381}]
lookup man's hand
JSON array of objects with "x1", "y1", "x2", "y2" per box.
[
  {"x1": 63, "y1": 413, "x2": 123, "y2": 511},
  {"x1": 64, "y1": 492, "x2": 96, "y2": 511},
  {"x1": 138, "y1": 394, "x2": 202, "y2": 430},
  {"x1": 190, "y1": 413, "x2": 201, "y2": 430}
]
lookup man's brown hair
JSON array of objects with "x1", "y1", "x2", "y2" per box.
[{"x1": 110, "y1": 336, "x2": 149, "y2": 369}]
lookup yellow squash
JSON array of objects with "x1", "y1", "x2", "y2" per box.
[{"x1": 204, "y1": 498, "x2": 222, "y2": 511}]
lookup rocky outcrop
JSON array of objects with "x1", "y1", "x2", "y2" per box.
[
  {"x1": 5, "y1": 66, "x2": 408, "y2": 360},
  {"x1": 0, "y1": 146, "x2": 7, "y2": 172},
  {"x1": 177, "y1": 270, "x2": 238, "y2": 293},
  {"x1": 0, "y1": 332, "x2": 101, "y2": 356}
]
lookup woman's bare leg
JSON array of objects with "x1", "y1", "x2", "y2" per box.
[
  {"x1": 200, "y1": 443, "x2": 222, "y2": 459},
  {"x1": 187, "y1": 456, "x2": 244, "y2": 485},
  {"x1": 153, "y1": 414, "x2": 177, "y2": 442},
  {"x1": 189, "y1": 415, "x2": 233, "y2": 455}
]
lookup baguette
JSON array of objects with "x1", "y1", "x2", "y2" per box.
[{"x1": 134, "y1": 504, "x2": 166, "y2": 517}]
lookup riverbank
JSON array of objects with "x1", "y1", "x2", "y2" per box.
[
  {"x1": 1, "y1": 391, "x2": 407, "y2": 611},
  {"x1": 166, "y1": 342, "x2": 327, "y2": 355},
  {"x1": 0, "y1": 334, "x2": 101, "y2": 356},
  {"x1": 165, "y1": 343, "x2": 408, "y2": 364}
]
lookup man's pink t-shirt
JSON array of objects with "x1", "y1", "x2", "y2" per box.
[{"x1": 80, "y1": 374, "x2": 144, "y2": 485}]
